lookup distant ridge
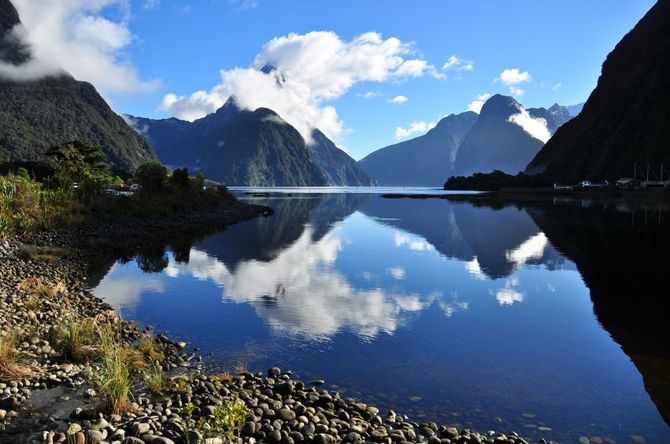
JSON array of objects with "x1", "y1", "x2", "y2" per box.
[{"x1": 359, "y1": 112, "x2": 477, "y2": 186}]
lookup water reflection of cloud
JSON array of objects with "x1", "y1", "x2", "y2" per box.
[
  {"x1": 505, "y1": 233, "x2": 548, "y2": 270},
  {"x1": 394, "y1": 232, "x2": 435, "y2": 251},
  {"x1": 493, "y1": 277, "x2": 525, "y2": 306},
  {"x1": 387, "y1": 267, "x2": 406, "y2": 279},
  {"x1": 94, "y1": 271, "x2": 165, "y2": 310},
  {"x1": 464, "y1": 257, "x2": 487, "y2": 280},
  {"x1": 165, "y1": 226, "x2": 438, "y2": 341}
]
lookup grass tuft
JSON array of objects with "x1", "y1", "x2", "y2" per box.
[
  {"x1": 144, "y1": 362, "x2": 167, "y2": 394},
  {"x1": 0, "y1": 330, "x2": 31, "y2": 379},
  {"x1": 52, "y1": 313, "x2": 97, "y2": 362},
  {"x1": 137, "y1": 334, "x2": 165, "y2": 362},
  {"x1": 95, "y1": 343, "x2": 132, "y2": 414}
]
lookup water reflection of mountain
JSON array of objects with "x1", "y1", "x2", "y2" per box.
[
  {"x1": 196, "y1": 194, "x2": 369, "y2": 268},
  {"x1": 360, "y1": 197, "x2": 566, "y2": 278},
  {"x1": 525, "y1": 201, "x2": 670, "y2": 425}
]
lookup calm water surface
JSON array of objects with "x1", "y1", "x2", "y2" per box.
[{"x1": 92, "y1": 191, "x2": 670, "y2": 443}]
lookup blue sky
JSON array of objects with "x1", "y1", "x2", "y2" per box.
[{"x1": 12, "y1": 0, "x2": 656, "y2": 160}]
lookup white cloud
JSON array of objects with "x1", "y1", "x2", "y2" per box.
[
  {"x1": 467, "y1": 93, "x2": 491, "y2": 114},
  {"x1": 359, "y1": 90, "x2": 379, "y2": 99},
  {"x1": 442, "y1": 55, "x2": 473, "y2": 76},
  {"x1": 494, "y1": 277, "x2": 525, "y2": 306},
  {"x1": 552, "y1": 82, "x2": 562, "y2": 91},
  {"x1": 464, "y1": 257, "x2": 487, "y2": 280},
  {"x1": 499, "y1": 68, "x2": 531, "y2": 85},
  {"x1": 496, "y1": 288, "x2": 524, "y2": 305},
  {"x1": 499, "y1": 68, "x2": 531, "y2": 97},
  {"x1": 508, "y1": 105, "x2": 552, "y2": 143},
  {"x1": 389, "y1": 95, "x2": 408, "y2": 105},
  {"x1": 5, "y1": 0, "x2": 160, "y2": 95},
  {"x1": 505, "y1": 233, "x2": 549, "y2": 269},
  {"x1": 162, "y1": 226, "x2": 432, "y2": 340},
  {"x1": 160, "y1": 31, "x2": 439, "y2": 144},
  {"x1": 394, "y1": 232, "x2": 435, "y2": 251},
  {"x1": 394, "y1": 121, "x2": 436, "y2": 140},
  {"x1": 387, "y1": 267, "x2": 406, "y2": 279},
  {"x1": 93, "y1": 268, "x2": 165, "y2": 311}
]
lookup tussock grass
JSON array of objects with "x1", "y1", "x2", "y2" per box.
[
  {"x1": 52, "y1": 313, "x2": 98, "y2": 362},
  {"x1": 96, "y1": 343, "x2": 132, "y2": 414},
  {"x1": 144, "y1": 362, "x2": 167, "y2": 394},
  {"x1": 0, "y1": 330, "x2": 31, "y2": 379},
  {"x1": 17, "y1": 277, "x2": 67, "y2": 300},
  {"x1": 137, "y1": 334, "x2": 165, "y2": 362}
]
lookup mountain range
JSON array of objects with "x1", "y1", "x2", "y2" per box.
[
  {"x1": 526, "y1": 0, "x2": 670, "y2": 182},
  {"x1": 360, "y1": 95, "x2": 579, "y2": 186},
  {"x1": 129, "y1": 99, "x2": 377, "y2": 186},
  {"x1": 0, "y1": 0, "x2": 157, "y2": 173}
]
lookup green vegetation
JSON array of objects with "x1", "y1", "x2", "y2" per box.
[
  {"x1": 52, "y1": 313, "x2": 98, "y2": 362},
  {"x1": 182, "y1": 394, "x2": 251, "y2": 442},
  {"x1": 144, "y1": 361, "x2": 167, "y2": 394},
  {"x1": 0, "y1": 140, "x2": 238, "y2": 238},
  {"x1": 96, "y1": 341, "x2": 133, "y2": 414},
  {"x1": 0, "y1": 75, "x2": 157, "y2": 173},
  {"x1": 0, "y1": 173, "x2": 83, "y2": 237}
]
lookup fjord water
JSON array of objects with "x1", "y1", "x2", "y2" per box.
[{"x1": 92, "y1": 192, "x2": 670, "y2": 443}]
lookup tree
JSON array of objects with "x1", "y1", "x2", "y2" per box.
[
  {"x1": 135, "y1": 162, "x2": 168, "y2": 193},
  {"x1": 43, "y1": 141, "x2": 113, "y2": 191},
  {"x1": 170, "y1": 168, "x2": 190, "y2": 189}
]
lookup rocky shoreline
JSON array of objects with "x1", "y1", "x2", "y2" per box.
[{"x1": 0, "y1": 202, "x2": 542, "y2": 444}]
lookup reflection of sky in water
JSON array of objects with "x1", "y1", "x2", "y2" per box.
[{"x1": 93, "y1": 196, "x2": 670, "y2": 443}]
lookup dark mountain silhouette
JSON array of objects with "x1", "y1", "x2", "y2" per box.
[
  {"x1": 130, "y1": 100, "x2": 375, "y2": 186},
  {"x1": 358, "y1": 112, "x2": 477, "y2": 186},
  {"x1": 0, "y1": 0, "x2": 157, "y2": 172},
  {"x1": 526, "y1": 0, "x2": 670, "y2": 182}
]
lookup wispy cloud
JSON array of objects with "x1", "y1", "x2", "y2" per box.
[
  {"x1": 442, "y1": 54, "x2": 473, "y2": 78},
  {"x1": 394, "y1": 121, "x2": 436, "y2": 140}
]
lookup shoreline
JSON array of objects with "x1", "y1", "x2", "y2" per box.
[{"x1": 1, "y1": 202, "x2": 540, "y2": 444}]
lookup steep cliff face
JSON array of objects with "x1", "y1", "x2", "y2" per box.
[
  {"x1": 527, "y1": 0, "x2": 670, "y2": 182},
  {"x1": 0, "y1": 0, "x2": 158, "y2": 172}
]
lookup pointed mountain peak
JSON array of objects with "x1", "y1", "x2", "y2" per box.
[{"x1": 480, "y1": 94, "x2": 521, "y2": 116}]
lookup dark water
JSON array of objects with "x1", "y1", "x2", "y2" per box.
[{"x1": 92, "y1": 192, "x2": 670, "y2": 443}]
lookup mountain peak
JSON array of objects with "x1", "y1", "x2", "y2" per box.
[{"x1": 480, "y1": 94, "x2": 520, "y2": 117}]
